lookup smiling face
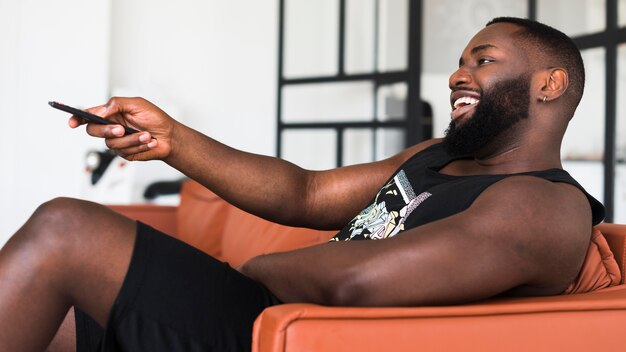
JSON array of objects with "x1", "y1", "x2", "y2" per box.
[
  {"x1": 444, "y1": 23, "x2": 535, "y2": 156},
  {"x1": 445, "y1": 72, "x2": 531, "y2": 156}
]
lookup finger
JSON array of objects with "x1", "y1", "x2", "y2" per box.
[
  {"x1": 84, "y1": 103, "x2": 126, "y2": 126},
  {"x1": 114, "y1": 144, "x2": 154, "y2": 160},
  {"x1": 92, "y1": 97, "x2": 143, "y2": 119},
  {"x1": 68, "y1": 116, "x2": 85, "y2": 129},
  {"x1": 86, "y1": 98, "x2": 144, "y2": 132},
  {"x1": 104, "y1": 132, "x2": 153, "y2": 150},
  {"x1": 113, "y1": 138, "x2": 158, "y2": 160},
  {"x1": 84, "y1": 104, "x2": 110, "y2": 117},
  {"x1": 85, "y1": 124, "x2": 126, "y2": 138}
]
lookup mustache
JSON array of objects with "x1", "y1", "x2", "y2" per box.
[{"x1": 450, "y1": 87, "x2": 483, "y2": 95}]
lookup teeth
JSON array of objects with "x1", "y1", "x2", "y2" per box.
[{"x1": 453, "y1": 96, "x2": 480, "y2": 109}]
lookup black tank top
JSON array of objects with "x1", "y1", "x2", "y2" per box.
[{"x1": 331, "y1": 142, "x2": 605, "y2": 242}]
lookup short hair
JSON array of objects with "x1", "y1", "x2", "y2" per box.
[{"x1": 486, "y1": 17, "x2": 585, "y2": 118}]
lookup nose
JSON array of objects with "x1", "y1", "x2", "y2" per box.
[{"x1": 449, "y1": 66, "x2": 472, "y2": 89}]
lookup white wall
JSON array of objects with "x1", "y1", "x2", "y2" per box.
[
  {"x1": 109, "y1": 0, "x2": 278, "y2": 155},
  {"x1": 1, "y1": 0, "x2": 620, "y2": 245},
  {"x1": 0, "y1": 0, "x2": 111, "y2": 244},
  {"x1": 0, "y1": 0, "x2": 279, "y2": 245},
  {"x1": 83, "y1": 0, "x2": 279, "y2": 204}
]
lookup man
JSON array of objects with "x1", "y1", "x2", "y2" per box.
[{"x1": 0, "y1": 17, "x2": 604, "y2": 351}]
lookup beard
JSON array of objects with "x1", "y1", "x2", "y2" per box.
[{"x1": 444, "y1": 73, "x2": 531, "y2": 156}]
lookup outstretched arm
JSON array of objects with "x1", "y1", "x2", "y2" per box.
[
  {"x1": 71, "y1": 97, "x2": 434, "y2": 229},
  {"x1": 240, "y1": 176, "x2": 593, "y2": 306}
]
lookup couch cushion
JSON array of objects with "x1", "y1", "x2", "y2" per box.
[
  {"x1": 176, "y1": 180, "x2": 231, "y2": 259},
  {"x1": 564, "y1": 228, "x2": 621, "y2": 294},
  {"x1": 596, "y1": 223, "x2": 626, "y2": 284},
  {"x1": 221, "y1": 206, "x2": 336, "y2": 267}
]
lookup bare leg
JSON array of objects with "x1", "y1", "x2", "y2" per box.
[{"x1": 0, "y1": 197, "x2": 137, "y2": 351}]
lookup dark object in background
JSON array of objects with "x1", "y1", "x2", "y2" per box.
[
  {"x1": 143, "y1": 179, "x2": 186, "y2": 200},
  {"x1": 85, "y1": 149, "x2": 117, "y2": 185}
]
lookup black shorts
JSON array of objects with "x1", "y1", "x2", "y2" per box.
[{"x1": 75, "y1": 222, "x2": 281, "y2": 351}]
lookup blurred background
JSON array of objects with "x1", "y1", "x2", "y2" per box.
[{"x1": 1, "y1": 0, "x2": 625, "y2": 245}]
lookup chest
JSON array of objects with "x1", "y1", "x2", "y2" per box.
[{"x1": 331, "y1": 166, "x2": 504, "y2": 242}]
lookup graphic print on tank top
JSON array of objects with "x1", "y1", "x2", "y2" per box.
[{"x1": 330, "y1": 169, "x2": 432, "y2": 241}]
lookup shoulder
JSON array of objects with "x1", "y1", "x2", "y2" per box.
[
  {"x1": 384, "y1": 138, "x2": 444, "y2": 166},
  {"x1": 477, "y1": 175, "x2": 591, "y2": 219},
  {"x1": 472, "y1": 175, "x2": 592, "y2": 235},
  {"x1": 408, "y1": 138, "x2": 444, "y2": 155},
  {"x1": 356, "y1": 138, "x2": 443, "y2": 181},
  {"x1": 467, "y1": 175, "x2": 593, "y2": 292}
]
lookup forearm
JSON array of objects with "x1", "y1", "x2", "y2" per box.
[
  {"x1": 163, "y1": 122, "x2": 406, "y2": 229},
  {"x1": 82, "y1": 97, "x2": 373, "y2": 228},
  {"x1": 84, "y1": 97, "x2": 416, "y2": 228},
  {"x1": 163, "y1": 123, "x2": 315, "y2": 226},
  {"x1": 239, "y1": 243, "x2": 352, "y2": 305},
  {"x1": 239, "y1": 238, "x2": 424, "y2": 306}
]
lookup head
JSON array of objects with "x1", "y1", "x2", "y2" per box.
[
  {"x1": 444, "y1": 17, "x2": 585, "y2": 156},
  {"x1": 487, "y1": 17, "x2": 585, "y2": 114}
]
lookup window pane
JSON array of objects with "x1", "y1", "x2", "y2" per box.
[
  {"x1": 421, "y1": 74, "x2": 453, "y2": 138},
  {"x1": 284, "y1": 0, "x2": 338, "y2": 78},
  {"x1": 617, "y1": 165, "x2": 626, "y2": 224},
  {"x1": 377, "y1": 82, "x2": 407, "y2": 121},
  {"x1": 422, "y1": 0, "x2": 527, "y2": 138},
  {"x1": 376, "y1": 128, "x2": 404, "y2": 160},
  {"x1": 377, "y1": 0, "x2": 409, "y2": 72},
  {"x1": 537, "y1": 0, "x2": 605, "y2": 37},
  {"x1": 562, "y1": 48, "x2": 605, "y2": 161},
  {"x1": 423, "y1": 0, "x2": 527, "y2": 75},
  {"x1": 616, "y1": 44, "x2": 626, "y2": 223},
  {"x1": 282, "y1": 130, "x2": 336, "y2": 170},
  {"x1": 561, "y1": 48, "x2": 605, "y2": 204},
  {"x1": 344, "y1": 129, "x2": 374, "y2": 165},
  {"x1": 620, "y1": 0, "x2": 626, "y2": 27},
  {"x1": 562, "y1": 160, "x2": 605, "y2": 204},
  {"x1": 282, "y1": 81, "x2": 374, "y2": 122},
  {"x1": 345, "y1": 0, "x2": 376, "y2": 74}
]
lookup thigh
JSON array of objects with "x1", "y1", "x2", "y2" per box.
[
  {"x1": 0, "y1": 197, "x2": 137, "y2": 351},
  {"x1": 38, "y1": 198, "x2": 138, "y2": 326},
  {"x1": 78, "y1": 222, "x2": 280, "y2": 352}
]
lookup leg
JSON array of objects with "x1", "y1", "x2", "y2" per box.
[{"x1": 0, "y1": 197, "x2": 137, "y2": 351}]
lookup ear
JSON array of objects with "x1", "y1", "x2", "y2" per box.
[{"x1": 534, "y1": 68, "x2": 569, "y2": 103}]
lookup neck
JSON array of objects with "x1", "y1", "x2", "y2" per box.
[{"x1": 444, "y1": 130, "x2": 563, "y2": 176}]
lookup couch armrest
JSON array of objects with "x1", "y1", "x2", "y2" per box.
[
  {"x1": 253, "y1": 285, "x2": 626, "y2": 352},
  {"x1": 107, "y1": 204, "x2": 178, "y2": 236}
]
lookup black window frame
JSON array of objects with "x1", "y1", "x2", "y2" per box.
[
  {"x1": 277, "y1": 0, "x2": 625, "y2": 222},
  {"x1": 276, "y1": 0, "x2": 424, "y2": 167}
]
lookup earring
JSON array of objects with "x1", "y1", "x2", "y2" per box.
[{"x1": 543, "y1": 96, "x2": 547, "y2": 103}]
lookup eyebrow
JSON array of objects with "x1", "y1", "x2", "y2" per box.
[
  {"x1": 471, "y1": 44, "x2": 498, "y2": 55},
  {"x1": 458, "y1": 44, "x2": 498, "y2": 66}
]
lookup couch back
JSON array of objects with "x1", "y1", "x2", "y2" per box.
[
  {"x1": 596, "y1": 223, "x2": 626, "y2": 284},
  {"x1": 176, "y1": 181, "x2": 335, "y2": 266},
  {"x1": 174, "y1": 181, "x2": 626, "y2": 283}
]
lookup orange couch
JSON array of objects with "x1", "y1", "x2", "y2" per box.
[{"x1": 109, "y1": 180, "x2": 626, "y2": 352}]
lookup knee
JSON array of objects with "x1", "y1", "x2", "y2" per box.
[
  {"x1": 0, "y1": 198, "x2": 93, "y2": 281},
  {"x1": 31, "y1": 197, "x2": 84, "y2": 229},
  {"x1": 32, "y1": 196, "x2": 76, "y2": 217},
  {"x1": 16, "y1": 197, "x2": 92, "y2": 253}
]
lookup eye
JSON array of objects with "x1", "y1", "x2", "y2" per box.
[{"x1": 478, "y1": 58, "x2": 495, "y2": 65}]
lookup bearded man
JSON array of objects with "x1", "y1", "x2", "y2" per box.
[{"x1": 0, "y1": 17, "x2": 605, "y2": 351}]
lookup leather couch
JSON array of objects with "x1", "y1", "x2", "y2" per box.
[{"x1": 109, "y1": 180, "x2": 626, "y2": 351}]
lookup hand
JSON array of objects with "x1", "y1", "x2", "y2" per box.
[{"x1": 69, "y1": 97, "x2": 179, "y2": 161}]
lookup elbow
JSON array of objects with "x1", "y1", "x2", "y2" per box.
[
  {"x1": 326, "y1": 284, "x2": 358, "y2": 306},
  {"x1": 323, "y1": 271, "x2": 371, "y2": 306}
]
